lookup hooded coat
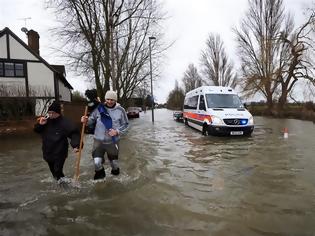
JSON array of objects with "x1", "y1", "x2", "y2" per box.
[{"x1": 34, "y1": 116, "x2": 81, "y2": 161}]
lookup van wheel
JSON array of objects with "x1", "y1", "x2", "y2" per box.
[{"x1": 202, "y1": 124, "x2": 209, "y2": 136}]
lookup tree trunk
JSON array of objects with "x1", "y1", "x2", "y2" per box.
[
  {"x1": 266, "y1": 91, "x2": 274, "y2": 114},
  {"x1": 277, "y1": 89, "x2": 288, "y2": 112}
]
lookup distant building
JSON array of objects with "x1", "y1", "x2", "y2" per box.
[{"x1": 0, "y1": 27, "x2": 73, "y2": 115}]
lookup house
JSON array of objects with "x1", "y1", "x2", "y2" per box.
[{"x1": 0, "y1": 27, "x2": 73, "y2": 116}]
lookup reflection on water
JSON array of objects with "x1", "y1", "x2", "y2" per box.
[{"x1": 1, "y1": 109, "x2": 315, "y2": 235}]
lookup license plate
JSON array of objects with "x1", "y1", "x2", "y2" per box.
[{"x1": 230, "y1": 131, "x2": 243, "y2": 135}]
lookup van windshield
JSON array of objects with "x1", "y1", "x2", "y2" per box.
[{"x1": 205, "y1": 94, "x2": 243, "y2": 108}]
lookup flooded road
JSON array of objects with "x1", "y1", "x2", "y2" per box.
[{"x1": 1, "y1": 108, "x2": 315, "y2": 236}]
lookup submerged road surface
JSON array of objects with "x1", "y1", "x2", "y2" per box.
[{"x1": 1, "y1": 109, "x2": 315, "y2": 236}]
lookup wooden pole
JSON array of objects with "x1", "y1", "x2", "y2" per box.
[{"x1": 74, "y1": 106, "x2": 88, "y2": 181}]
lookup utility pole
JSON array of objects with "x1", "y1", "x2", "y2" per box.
[
  {"x1": 109, "y1": 0, "x2": 116, "y2": 91},
  {"x1": 149, "y1": 36, "x2": 156, "y2": 123}
]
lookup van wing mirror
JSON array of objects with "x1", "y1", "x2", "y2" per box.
[{"x1": 243, "y1": 102, "x2": 250, "y2": 109}]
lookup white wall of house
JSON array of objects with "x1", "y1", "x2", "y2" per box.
[
  {"x1": 1, "y1": 29, "x2": 73, "y2": 113},
  {"x1": 58, "y1": 80, "x2": 71, "y2": 102},
  {"x1": 28, "y1": 62, "x2": 54, "y2": 97},
  {"x1": 9, "y1": 35, "x2": 38, "y2": 61},
  {"x1": 0, "y1": 36, "x2": 6, "y2": 58}
]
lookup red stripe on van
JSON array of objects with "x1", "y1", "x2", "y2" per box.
[{"x1": 183, "y1": 112, "x2": 212, "y2": 123}]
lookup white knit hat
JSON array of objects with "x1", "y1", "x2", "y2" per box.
[{"x1": 105, "y1": 90, "x2": 117, "y2": 101}]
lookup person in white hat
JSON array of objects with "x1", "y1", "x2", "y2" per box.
[{"x1": 81, "y1": 90, "x2": 129, "y2": 180}]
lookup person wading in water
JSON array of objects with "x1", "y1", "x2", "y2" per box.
[
  {"x1": 34, "y1": 101, "x2": 81, "y2": 182},
  {"x1": 81, "y1": 90, "x2": 129, "y2": 180}
]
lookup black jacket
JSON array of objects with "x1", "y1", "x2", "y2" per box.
[{"x1": 34, "y1": 116, "x2": 81, "y2": 161}]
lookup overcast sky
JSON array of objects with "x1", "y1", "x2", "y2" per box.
[{"x1": 0, "y1": 0, "x2": 311, "y2": 103}]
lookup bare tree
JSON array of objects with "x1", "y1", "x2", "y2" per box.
[
  {"x1": 276, "y1": 14, "x2": 315, "y2": 110},
  {"x1": 0, "y1": 85, "x2": 53, "y2": 119},
  {"x1": 47, "y1": 0, "x2": 164, "y2": 104},
  {"x1": 304, "y1": 5, "x2": 315, "y2": 97},
  {"x1": 234, "y1": 0, "x2": 289, "y2": 111},
  {"x1": 113, "y1": 1, "x2": 164, "y2": 104},
  {"x1": 235, "y1": 0, "x2": 315, "y2": 112},
  {"x1": 200, "y1": 33, "x2": 238, "y2": 88},
  {"x1": 182, "y1": 63, "x2": 202, "y2": 93},
  {"x1": 46, "y1": 0, "x2": 107, "y2": 98},
  {"x1": 166, "y1": 80, "x2": 185, "y2": 110}
]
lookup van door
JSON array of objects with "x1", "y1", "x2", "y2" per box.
[
  {"x1": 198, "y1": 94, "x2": 209, "y2": 134},
  {"x1": 198, "y1": 95, "x2": 206, "y2": 113}
]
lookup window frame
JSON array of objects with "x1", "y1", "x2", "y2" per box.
[
  {"x1": 0, "y1": 61, "x2": 25, "y2": 78},
  {"x1": 0, "y1": 62, "x2": 3, "y2": 77},
  {"x1": 199, "y1": 95, "x2": 206, "y2": 111}
]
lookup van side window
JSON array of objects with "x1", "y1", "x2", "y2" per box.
[
  {"x1": 184, "y1": 95, "x2": 198, "y2": 110},
  {"x1": 199, "y1": 95, "x2": 206, "y2": 111}
]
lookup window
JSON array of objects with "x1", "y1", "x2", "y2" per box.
[
  {"x1": 205, "y1": 94, "x2": 243, "y2": 108},
  {"x1": 184, "y1": 95, "x2": 199, "y2": 110},
  {"x1": 15, "y1": 64, "x2": 24, "y2": 76},
  {"x1": 5, "y1": 63, "x2": 14, "y2": 77},
  {"x1": 0, "y1": 61, "x2": 25, "y2": 77}
]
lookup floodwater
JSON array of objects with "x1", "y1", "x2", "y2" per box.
[{"x1": 1, "y1": 109, "x2": 315, "y2": 236}]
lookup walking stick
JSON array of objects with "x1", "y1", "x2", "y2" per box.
[{"x1": 74, "y1": 106, "x2": 88, "y2": 181}]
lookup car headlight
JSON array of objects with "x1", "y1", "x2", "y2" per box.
[
  {"x1": 248, "y1": 116, "x2": 254, "y2": 125},
  {"x1": 211, "y1": 115, "x2": 224, "y2": 125}
]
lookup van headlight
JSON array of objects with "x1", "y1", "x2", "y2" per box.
[
  {"x1": 211, "y1": 115, "x2": 224, "y2": 125},
  {"x1": 248, "y1": 116, "x2": 254, "y2": 125}
]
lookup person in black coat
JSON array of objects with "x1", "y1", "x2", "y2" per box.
[{"x1": 34, "y1": 101, "x2": 81, "y2": 181}]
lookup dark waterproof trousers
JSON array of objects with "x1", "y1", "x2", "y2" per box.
[{"x1": 46, "y1": 157, "x2": 66, "y2": 180}]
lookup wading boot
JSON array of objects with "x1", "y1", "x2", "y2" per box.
[
  {"x1": 94, "y1": 168, "x2": 105, "y2": 180},
  {"x1": 111, "y1": 168, "x2": 120, "y2": 176}
]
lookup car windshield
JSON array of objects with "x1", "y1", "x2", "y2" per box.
[
  {"x1": 127, "y1": 107, "x2": 138, "y2": 111},
  {"x1": 205, "y1": 94, "x2": 243, "y2": 108}
]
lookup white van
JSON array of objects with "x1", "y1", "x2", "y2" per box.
[{"x1": 183, "y1": 86, "x2": 254, "y2": 136}]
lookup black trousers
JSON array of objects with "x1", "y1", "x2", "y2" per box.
[{"x1": 47, "y1": 158, "x2": 66, "y2": 180}]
